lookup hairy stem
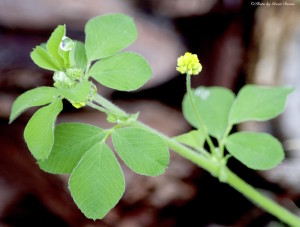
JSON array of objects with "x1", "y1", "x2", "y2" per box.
[
  {"x1": 89, "y1": 94, "x2": 300, "y2": 226},
  {"x1": 94, "y1": 94, "x2": 126, "y2": 116},
  {"x1": 86, "y1": 101, "x2": 110, "y2": 115}
]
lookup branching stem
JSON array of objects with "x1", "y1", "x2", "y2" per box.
[{"x1": 87, "y1": 94, "x2": 300, "y2": 226}]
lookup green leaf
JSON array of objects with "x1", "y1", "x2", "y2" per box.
[
  {"x1": 182, "y1": 87, "x2": 235, "y2": 140},
  {"x1": 69, "y1": 41, "x2": 87, "y2": 70},
  {"x1": 39, "y1": 123, "x2": 106, "y2": 174},
  {"x1": 229, "y1": 85, "x2": 294, "y2": 124},
  {"x1": 174, "y1": 130, "x2": 205, "y2": 151},
  {"x1": 85, "y1": 13, "x2": 137, "y2": 61},
  {"x1": 58, "y1": 81, "x2": 91, "y2": 103},
  {"x1": 24, "y1": 99, "x2": 63, "y2": 160},
  {"x1": 47, "y1": 25, "x2": 65, "y2": 68},
  {"x1": 69, "y1": 142, "x2": 125, "y2": 220},
  {"x1": 9, "y1": 87, "x2": 60, "y2": 123},
  {"x1": 112, "y1": 127, "x2": 169, "y2": 176},
  {"x1": 90, "y1": 52, "x2": 152, "y2": 91},
  {"x1": 58, "y1": 48, "x2": 71, "y2": 68},
  {"x1": 30, "y1": 46, "x2": 62, "y2": 71},
  {"x1": 225, "y1": 132, "x2": 284, "y2": 170}
]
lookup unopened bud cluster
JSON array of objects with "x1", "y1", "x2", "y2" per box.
[
  {"x1": 53, "y1": 67, "x2": 97, "y2": 109},
  {"x1": 53, "y1": 67, "x2": 83, "y2": 89}
]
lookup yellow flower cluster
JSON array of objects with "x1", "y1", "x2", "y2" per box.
[
  {"x1": 176, "y1": 52, "x2": 202, "y2": 76},
  {"x1": 71, "y1": 101, "x2": 86, "y2": 109}
]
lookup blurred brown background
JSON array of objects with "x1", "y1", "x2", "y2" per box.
[{"x1": 1, "y1": 0, "x2": 300, "y2": 226}]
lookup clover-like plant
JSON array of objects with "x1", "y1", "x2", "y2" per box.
[{"x1": 9, "y1": 13, "x2": 300, "y2": 226}]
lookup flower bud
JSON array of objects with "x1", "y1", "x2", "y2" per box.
[
  {"x1": 53, "y1": 71, "x2": 76, "y2": 88},
  {"x1": 66, "y1": 67, "x2": 83, "y2": 80}
]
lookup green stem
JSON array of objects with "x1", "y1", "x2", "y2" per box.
[
  {"x1": 219, "y1": 125, "x2": 232, "y2": 157},
  {"x1": 186, "y1": 74, "x2": 217, "y2": 157},
  {"x1": 94, "y1": 94, "x2": 127, "y2": 116},
  {"x1": 84, "y1": 61, "x2": 91, "y2": 80},
  {"x1": 102, "y1": 124, "x2": 122, "y2": 143},
  {"x1": 92, "y1": 94, "x2": 300, "y2": 226},
  {"x1": 226, "y1": 169, "x2": 300, "y2": 226},
  {"x1": 194, "y1": 146, "x2": 211, "y2": 158},
  {"x1": 86, "y1": 101, "x2": 110, "y2": 115},
  {"x1": 134, "y1": 121, "x2": 211, "y2": 162}
]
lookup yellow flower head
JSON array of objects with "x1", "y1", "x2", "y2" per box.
[
  {"x1": 71, "y1": 101, "x2": 86, "y2": 109},
  {"x1": 176, "y1": 52, "x2": 202, "y2": 76}
]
